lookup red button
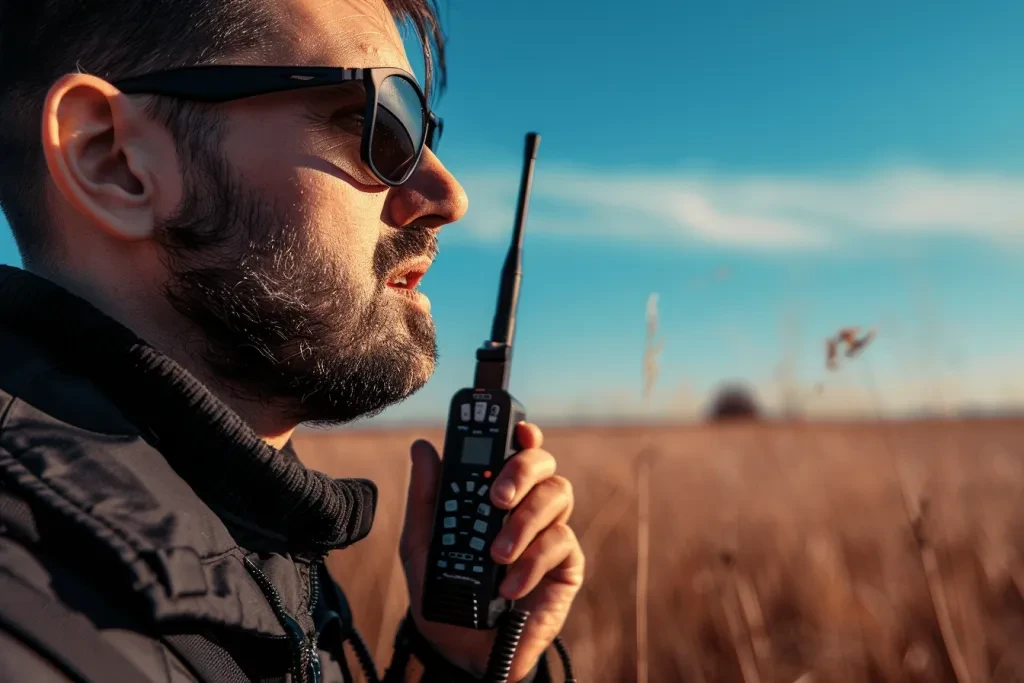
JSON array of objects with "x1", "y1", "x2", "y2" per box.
[{"x1": 483, "y1": 470, "x2": 492, "y2": 479}]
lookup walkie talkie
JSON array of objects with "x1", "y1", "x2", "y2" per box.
[{"x1": 422, "y1": 132, "x2": 541, "y2": 630}]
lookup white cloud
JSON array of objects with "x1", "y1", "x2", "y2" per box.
[{"x1": 453, "y1": 165, "x2": 1024, "y2": 251}]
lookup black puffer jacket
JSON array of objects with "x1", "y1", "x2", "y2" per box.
[{"x1": 0, "y1": 265, "x2": 550, "y2": 683}]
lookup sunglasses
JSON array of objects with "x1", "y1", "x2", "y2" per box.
[{"x1": 113, "y1": 65, "x2": 442, "y2": 186}]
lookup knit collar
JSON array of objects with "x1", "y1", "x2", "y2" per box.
[{"x1": 0, "y1": 265, "x2": 376, "y2": 553}]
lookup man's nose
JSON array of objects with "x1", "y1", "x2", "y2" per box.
[{"x1": 386, "y1": 149, "x2": 469, "y2": 230}]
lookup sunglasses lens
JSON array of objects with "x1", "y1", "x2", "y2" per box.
[{"x1": 371, "y1": 75, "x2": 424, "y2": 183}]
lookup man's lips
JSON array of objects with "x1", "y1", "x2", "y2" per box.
[
  {"x1": 386, "y1": 271, "x2": 424, "y2": 289},
  {"x1": 385, "y1": 256, "x2": 433, "y2": 313},
  {"x1": 385, "y1": 256, "x2": 433, "y2": 290}
]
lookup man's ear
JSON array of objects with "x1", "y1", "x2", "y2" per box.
[{"x1": 41, "y1": 73, "x2": 169, "y2": 241}]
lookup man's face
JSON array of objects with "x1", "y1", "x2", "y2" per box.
[{"x1": 156, "y1": 0, "x2": 468, "y2": 426}]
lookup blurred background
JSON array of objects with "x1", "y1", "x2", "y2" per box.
[
  {"x1": 3, "y1": 0, "x2": 1024, "y2": 424},
  {"x1": 3, "y1": 1, "x2": 1024, "y2": 681},
  {"x1": 380, "y1": 0, "x2": 1024, "y2": 426}
]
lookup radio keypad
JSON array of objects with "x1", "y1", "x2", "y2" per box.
[{"x1": 437, "y1": 473, "x2": 503, "y2": 578}]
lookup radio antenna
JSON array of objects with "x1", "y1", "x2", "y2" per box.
[
  {"x1": 491, "y1": 132, "x2": 540, "y2": 346},
  {"x1": 474, "y1": 132, "x2": 540, "y2": 391}
]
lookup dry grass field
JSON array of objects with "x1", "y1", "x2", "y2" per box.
[{"x1": 295, "y1": 418, "x2": 1024, "y2": 683}]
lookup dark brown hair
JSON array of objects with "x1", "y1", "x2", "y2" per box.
[{"x1": 0, "y1": 0, "x2": 447, "y2": 265}]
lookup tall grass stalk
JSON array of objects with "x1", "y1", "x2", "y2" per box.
[
  {"x1": 636, "y1": 292, "x2": 661, "y2": 683},
  {"x1": 636, "y1": 455, "x2": 651, "y2": 683},
  {"x1": 858, "y1": 354, "x2": 971, "y2": 683}
]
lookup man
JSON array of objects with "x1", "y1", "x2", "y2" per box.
[{"x1": 0, "y1": 0, "x2": 584, "y2": 681}]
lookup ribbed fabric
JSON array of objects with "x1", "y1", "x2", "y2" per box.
[{"x1": 0, "y1": 265, "x2": 376, "y2": 552}]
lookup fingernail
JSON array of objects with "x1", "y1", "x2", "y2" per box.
[
  {"x1": 495, "y1": 538, "x2": 515, "y2": 558},
  {"x1": 493, "y1": 481, "x2": 516, "y2": 505},
  {"x1": 502, "y1": 573, "x2": 520, "y2": 598}
]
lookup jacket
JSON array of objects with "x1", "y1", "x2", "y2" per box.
[{"x1": 0, "y1": 265, "x2": 550, "y2": 682}]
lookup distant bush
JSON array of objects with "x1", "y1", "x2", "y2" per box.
[{"x1": 707, "y1": 383, "x2": 760, "y2": 421}]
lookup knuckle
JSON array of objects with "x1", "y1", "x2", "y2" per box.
[
  {"x1": 522, "y1": 451, "x2": 547, "y2": 473},
  {"x1": 542, "y1": 455, "x2": 558, "y2": 477},
  {"x1": 551, "y1": 475, "x2": 573, "y2": 497},
  {"x1": 516, "y1": 537, "x2": 540, "y2": 558},
  {"x1": 520, "y1": 450, "x2": 553, "y2": 478},
  {"x1": 562, "y1": 498, "x2": 575, "y2": 523},
  {"x1": 528, "y1": 446, "x2": 551, "y2": 462},
  {"x1": 572, "y1": 544, "x2": 586, "y2": 569},
  {"x1": 523, "y1": 537, "x2": 547, "y2": 561},
  {"x1": 551, "y1": 523, "x2": 575, "y2": 547},
  {"x1": 575, "y1": 554, "x2": 587, "y2": 582},
  {"x1": 541, "y1": 476, "x2": 572, "y2": 506},
  {"x1": 503, "y1": 455, "x2": 530, "y2": 480},
  {"x1": 513, "y1": 450, "x2": 547, "y2": 481},
  {"x1": 523, "y1": 489, "x2": 548, "y2": 516}
]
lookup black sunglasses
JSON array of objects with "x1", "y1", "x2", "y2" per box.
[{"x1": 113, "y1": 65, "x2": 443, "y2": 187}]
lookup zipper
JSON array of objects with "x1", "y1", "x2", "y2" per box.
[
  {"x1": 244, "y1": 556, "x2": 323, "y2": 683},
  {"x1": 306, "y1": 559, "x2": 322, "y2": 683}
]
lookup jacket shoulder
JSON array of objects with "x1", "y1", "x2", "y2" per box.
[
  {"x1": 0, "y1": 627, "x2": 72, "y2": 683},
  {"x1": 0, "y1": 518, "x2": 192, "y2": 683}
]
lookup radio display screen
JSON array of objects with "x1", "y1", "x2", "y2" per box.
[{"x1": 461, "y1": 436, "x2": 492, "y2": 466}]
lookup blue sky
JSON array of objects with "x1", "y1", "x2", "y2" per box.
[{"x1": 3, "y1": 0, "x2": 1023, "y2": 425}]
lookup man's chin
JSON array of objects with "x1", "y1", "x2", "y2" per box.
[
  {"x1": 410, "y1": 353, "x2": 436, "y2": 388},
  {"x1": 285, "y1": 348, "x2": 436, "y2": 427}
]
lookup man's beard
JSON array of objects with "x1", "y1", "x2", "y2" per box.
[{"x1": 154, "y1": 147, "x2": 438, "y2": 427}]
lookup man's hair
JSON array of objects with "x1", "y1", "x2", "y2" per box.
[{"x1": 0, "y1": 0, "x2": 447, "y2": 267}]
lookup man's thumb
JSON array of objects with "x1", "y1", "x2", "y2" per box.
[{"x1": 400, "y1": 439, "x2": 442, "y2": 559}]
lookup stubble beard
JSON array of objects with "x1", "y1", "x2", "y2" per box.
[{"x1": 154, "y1": 143, "x2": 439, "y2": 427}]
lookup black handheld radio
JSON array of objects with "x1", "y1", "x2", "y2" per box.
[{"x1": 422, "y1": 132, "x2": 540, "y2": 630}]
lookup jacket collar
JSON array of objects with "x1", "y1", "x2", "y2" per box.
[{"x1": 0, "y1": 264, "x2": 376, "y2": 557}]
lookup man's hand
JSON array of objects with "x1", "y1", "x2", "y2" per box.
[{"x1": 399, "y1": 422, "x2": 585, "y2": 682}]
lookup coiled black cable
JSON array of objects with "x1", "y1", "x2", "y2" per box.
[
  {"x1": 371, "y1": 607, "x2": 576, "y2": 683},
  {"x1": 348, "y1": 626, "x2": 381, "y2": 683},
  {"x1": 552, "y1": 636, "x2": 576, "y2": 683},
  {"x1": 483, "y1": 608, "x2": 530, "y2": 683}
]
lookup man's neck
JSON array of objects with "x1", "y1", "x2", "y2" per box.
[
  {"x1": 38, "y1": 266, "x2": 298, "y2": 450},
  {"x1": 222, "y1": 400, "x2": 296, "y2": 449}
]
